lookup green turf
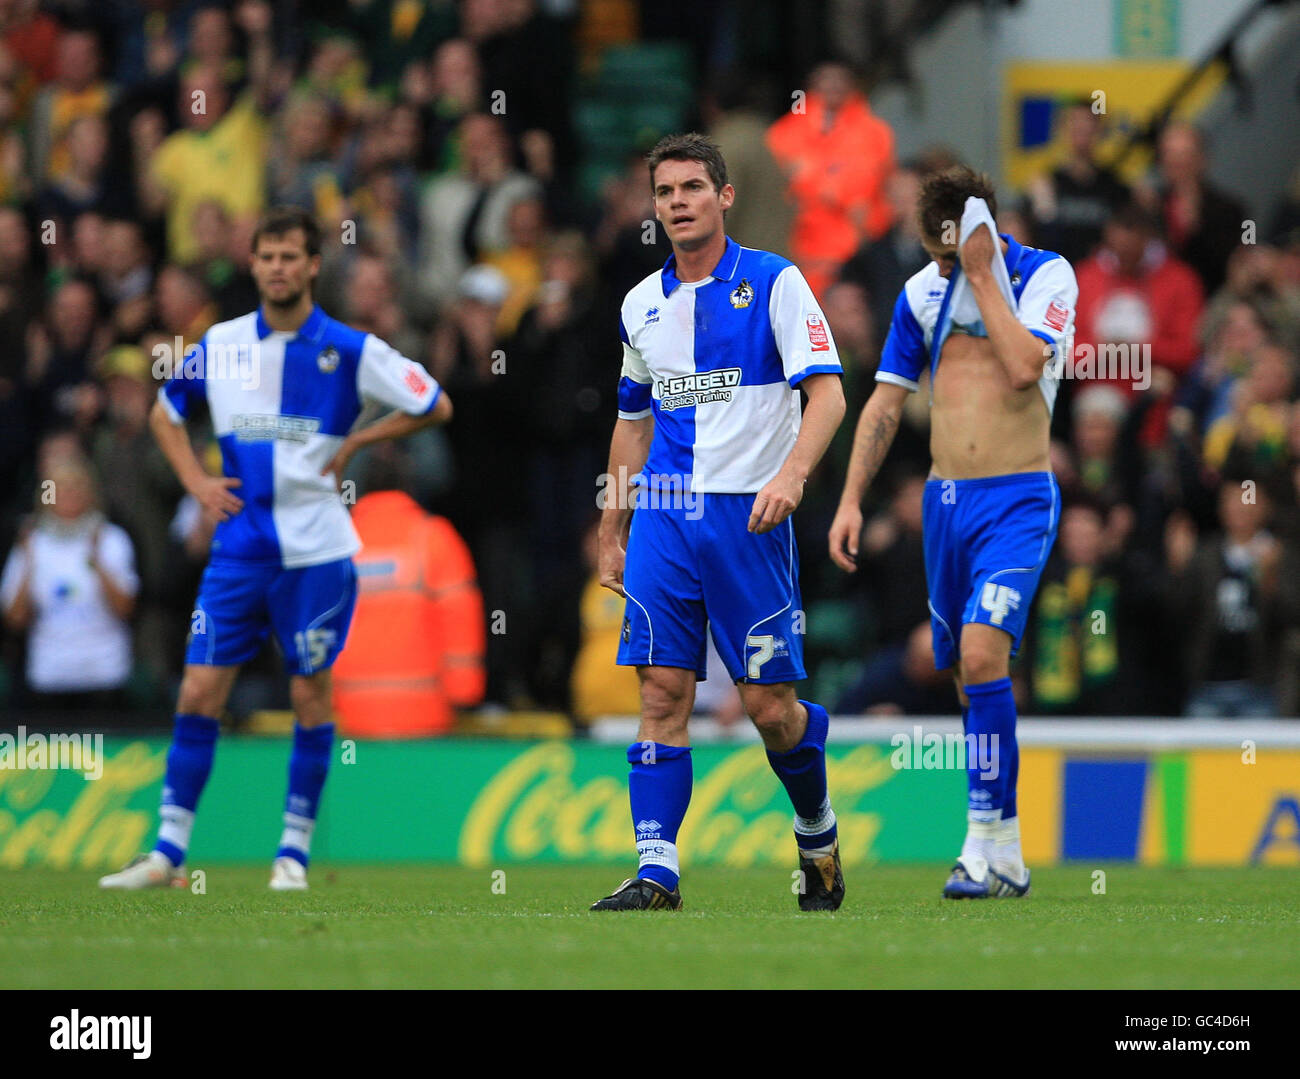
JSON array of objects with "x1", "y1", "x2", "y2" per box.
[{"x1": 1, "y1": 865, "x2": 1297, "y2": 989}]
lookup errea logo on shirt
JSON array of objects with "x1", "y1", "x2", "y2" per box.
[{"x1": 231, "y1": 414, "x2": 322, "y2": 443}]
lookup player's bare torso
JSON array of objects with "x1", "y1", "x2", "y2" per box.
[{"x1": 928, "y1": 332, "x2": 1050, "y2": 480}]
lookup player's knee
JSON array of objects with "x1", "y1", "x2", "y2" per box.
[
  {"x1": 743, "y1": 688, "x2": 797, "y2": 740},
  {"x1": 959, "y1": 645, "x2": 1008, "y2": 686},
  {"x1": 639, "y1": 675, "x2": 690, "y2": 738},
  {"x1": 290, "y1": 675, "x2": 332, "y2": 725},
  {"x1": 177, "y1": 668, "x2": 227, "y2": 716}
]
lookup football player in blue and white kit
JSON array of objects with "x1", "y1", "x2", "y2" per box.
[
  {"x1": 100, "y1": 208, "x2": 452, "y2": 891},
  {"x1": 591, "y1": 134, "x2": 847, "y2": 911},
  {"x1": 830, "y1": 166, "x2": 1079, "y2": 899}
]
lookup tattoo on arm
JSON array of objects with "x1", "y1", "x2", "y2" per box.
[{"x1": 860, "y1": 409, "x2": 899, "y2": 487}]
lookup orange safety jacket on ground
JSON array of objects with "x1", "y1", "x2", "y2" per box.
[
  {"x1": 333, "y1": 491, "x2": 486, "y2": 735},
  {"x1": 766, "y1": 91, "x2": 896, "y2": 296}
]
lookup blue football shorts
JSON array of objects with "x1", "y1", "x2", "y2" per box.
[
  {"x1": 922, "y1": 471, "x2": 1060, "y2": 671},
  {"x1": 617, "y1": 492, "x2": 806, "y2": 684},
  {"x1": 185, "y1": 557, "x2": 358, "y2": 676}
]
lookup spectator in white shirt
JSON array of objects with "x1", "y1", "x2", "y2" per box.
[{"x1": 2, "y1": 457, "x2": 139, "y2": 710}]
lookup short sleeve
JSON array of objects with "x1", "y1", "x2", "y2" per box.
[
  {"x1": 357, "y1": 334, "x2": 442, "y2": 415},
  {"x1": 769, "y1": 264, "x2": 843, "y2": 387},
  {"x1": 158, "y1": 337, "x2": 207, "y2": 423},
  {"x1": 1016, "y1": 257, "x2": 1078, "y2": 366},
  {"x1": 617, "y1": 314, "x2": 652, "y2": 420},
  {"x1": 876, "y1": 289, "x2": 926, "y2": 392}
]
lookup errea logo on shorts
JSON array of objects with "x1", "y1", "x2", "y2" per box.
[{"x1": 980, "y1": 583, "x2": 1022, "y2": 626}]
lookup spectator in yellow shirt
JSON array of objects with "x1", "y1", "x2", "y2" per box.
[{"x1": 134, "y1": 7, "x2": 276, "y2": 265}]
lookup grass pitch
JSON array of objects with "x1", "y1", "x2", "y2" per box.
[{"x1": 2, "y1": 865, "x2": 1296, "y2": 989}]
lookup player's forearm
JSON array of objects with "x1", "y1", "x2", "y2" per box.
[
  {"x1": 838, "y1": 388, "x2": 904, "y2": 508},
  {"x1": 598, "y1": 417, "x2": 653, "y2": 539},
  {"x1": 967, "y1": 273, "x2": 1048, "y2": 390},
  {"x1": 779, "y1": 375, "x2": 845, "y2": 484},
  {"x1": 150, "y1": 402, "x2": 210, "y2": 494},
  {"x1": 349, "y1": 395, "x2": 452, "y2": 451}
]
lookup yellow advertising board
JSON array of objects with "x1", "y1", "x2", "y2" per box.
[{"x1": 1003, "y1": 60, "x2": 1225, "y2": 192}]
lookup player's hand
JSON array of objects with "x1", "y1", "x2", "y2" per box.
[
  {"x1": 597, "y1": 528, "x2": 626, "y2": 596},
  {"x1": 190, "y1": 475, "x2": 244, "y2": 521},
  {"x1": 828, "y1": 501, "x2": 863, "y2": 572},
  {"x1": 748, "y1": 472, "x2": 803, "y2": 534},
  {"x1": 321, "y1": 437, "x2": 358, "y2": 488},
  {"x1": 959, "y1": 222, "x2": 996, "y2": 282}
]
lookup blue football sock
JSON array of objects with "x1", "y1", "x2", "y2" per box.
[
  {"x1": 963, "y1": 677, "x2": 1015, "y2": 821},
  {"x1": 627, "y1": 742, "x2": 692, "y2": 891},
  {"x1": 277, "y1": 723, "x2": 334, "y2": 867},
  {"x1": 1003, "y1": 719, "x2": 1020, "y2": 821},
  {"x1": 155, "y1": 713, "x2": 220, "y2": 866},
  {"x1": 766, "y1": 700, "x2": 837, "y2": 850}
]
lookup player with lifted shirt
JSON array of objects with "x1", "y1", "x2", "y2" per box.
[{"x1": 831, "y1": 167, "x2": 1079, "y2": 899}]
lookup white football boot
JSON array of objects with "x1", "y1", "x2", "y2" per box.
[
  {"x1": 99, "y1": 851, "x2": 187, "y2": 890},
  {"x1": 269, "y1": 856, "x2": 308, "y2": 891}
]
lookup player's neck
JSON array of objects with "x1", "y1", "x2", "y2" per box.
[
  {"x1": 261, "y1": 296, "x2": 316, "y2": 334},
  {"x1": 672, "y1": 231, "x2": 728, "y2": 283}
]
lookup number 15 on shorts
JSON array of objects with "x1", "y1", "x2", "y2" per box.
[{"x1": 295, "y1": 629, "x2": 337, "y2": 672}]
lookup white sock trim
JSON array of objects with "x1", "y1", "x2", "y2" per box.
[
  {"x1": 636, "y1": 839, "x2": 680, "y2": 877},
  {"x1": 794, "y1": 796, "x2": 836, "y2": 837},
  {"x1": 157, "y1": 805, "x2": 195, "y2": 859},
  {"x1": 279, "y1": 812, "x2": 316, "y2": 858}
]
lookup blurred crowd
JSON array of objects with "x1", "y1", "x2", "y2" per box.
[{"x1": 1, "y1": 1, "x2": 1298, "y2": 725}]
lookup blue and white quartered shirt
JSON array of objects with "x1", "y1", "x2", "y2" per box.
[
  {"x1": 158, "y1": 304, "x2": 441, "y2": 569},
  {"x1": 617, "y1": 236, "x2": 842, "y2": 494}
]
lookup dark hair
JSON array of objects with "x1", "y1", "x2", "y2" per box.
[
  {"x1": 918, "y1": 165, "x2": 998, "y2": 243},
  {"x1": 646, "y1": 132, "x2": 728, "y2": 194},
  {"x1": 251, "y1": 206, "x2": 322, "y2": 257}
]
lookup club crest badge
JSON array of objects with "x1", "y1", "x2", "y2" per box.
[
  {"x1": 317, "y1": 346, "x2": 340, "y2": 374},
  {"x1": 730, "y1": 279, "x2": 754, "y2": 309}
]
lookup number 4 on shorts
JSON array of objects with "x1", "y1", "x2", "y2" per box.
[{"x1": 979, "y1": 583, "x2": 1021, "y2": 627}]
